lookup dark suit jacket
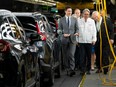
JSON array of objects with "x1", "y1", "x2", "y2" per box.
[{"x1": 97, "y1": 17, "x2": 114, "y2": 47}]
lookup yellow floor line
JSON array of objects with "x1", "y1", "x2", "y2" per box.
[{"x1": 78, "y1": 74, "x2": 86, "y2": 87}]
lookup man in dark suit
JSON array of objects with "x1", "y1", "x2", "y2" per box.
[
  {"x1": 58, "y1": 6, "x2": 79, "y2": 76},
  {"x1": 92, "y1": 11, "x2": 114, "y2": 74}
]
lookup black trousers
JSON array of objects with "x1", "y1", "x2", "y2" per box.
[
  {"x1": 95, "y1": 43, "x2": 100, "y2": 69},
  {"x1": 95, "y1": 43, "x2": 110, "y2": 72},
  {"x1": 79, "y1": 43, "x2": 92, "y2": 72},
  {"x1": 74, "y1": 45, "x2": 80, "y2": 69}
]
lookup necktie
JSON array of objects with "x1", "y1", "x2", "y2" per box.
[{"x1": 67, "y1": 17, "x2": 69, "y2": 27}]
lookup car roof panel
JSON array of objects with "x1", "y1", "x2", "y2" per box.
[
  {"x1": 13, "y1": 12, "x2": 42, "y2": 17},
  {"x1": 0, "y1": 9, "x2": 14, "y2": 16}
]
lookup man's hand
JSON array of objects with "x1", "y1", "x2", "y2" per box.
[
  {"x1": 110, "y1": 39, "x2": 114, "y2": 44},
  {"x1": 92, "y1": 41, "x2": 96, "y2": 45},
  {"x1": 74, "y1": 33, "x2": 79, "y2": 36},
  {"x1": 63, "y1": 34, "x2": 70, "y2": 37}
]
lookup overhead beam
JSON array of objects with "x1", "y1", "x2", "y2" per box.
[{"x1": 57, "y1": 2, "x2": 94, "y2": 10}]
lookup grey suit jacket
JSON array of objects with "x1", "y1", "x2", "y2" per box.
[
  {"x1": 58, "y1": 16, "x2": 79, "y2": 34},
  {"x1": 58, "y1": 16, "x2": 79, "y2": 44}
]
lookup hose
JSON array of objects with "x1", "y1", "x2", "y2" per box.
[{"x1": 96, "y1": 0, "x2": 116, "y2": 86}]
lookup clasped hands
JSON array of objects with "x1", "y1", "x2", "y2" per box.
[{"x1": 63, "y1": 33, "x2": 79, "y2": 37}]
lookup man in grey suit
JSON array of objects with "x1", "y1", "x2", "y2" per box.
[{"x1": 58, "y1": 6, "x2": 79, "y2": 76}]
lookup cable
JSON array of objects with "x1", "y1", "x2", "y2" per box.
[{"x1": 96, "y1": 0, "x2": 116, "y2": 86}]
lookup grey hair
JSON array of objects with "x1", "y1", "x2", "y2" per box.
[
  {"x1": 92, "y1": 11, "x2": 99, "y2": 15},
  {"x1": 91, "y1": 11, "x2": 99, "y2": 17},
  {"x1": 82, "y1": 8, "x2": 90, "y2": 14}
]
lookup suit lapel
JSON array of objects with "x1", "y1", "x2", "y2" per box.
[
  {"x1": 63, "y1": 17, "x2": 69, "y2": 29},
  {"x1": 70, "y1": 17, "x2": 73, "y2": 27},
  {"x1": 62, "y1": 17, "x2": 67, "y2": 24},
  {"x1": 100, "y1": 18, "x2": 105, "y2": 31}
]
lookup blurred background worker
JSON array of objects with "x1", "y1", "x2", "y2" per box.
[
  {"x1": 92, "y1": 11, "x2": 114, "y2": 74},
  {"x1": 91, "y1": 45, "x2": 96, "y2": 71},
  {"x1": 72, "y1": 8, "x2": 81, "y2": 20},
  {"x1": 72, "y1": 8, "x2": 81, "y2": 70},
  {"x1": 58, "y1": 6, "x2": 79, "y2": 77}
]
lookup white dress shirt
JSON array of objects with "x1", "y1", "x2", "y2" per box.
[
  {"x1": 78, "y1": 17, "x2": 97, "y2": 43},
  {"x1": 96, "y1": 17, "x2": 102, "y2": 32}
]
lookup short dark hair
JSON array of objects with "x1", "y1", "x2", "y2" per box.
[{"x1": 65, "y1": 6, "x2": 72, "y2": 11}]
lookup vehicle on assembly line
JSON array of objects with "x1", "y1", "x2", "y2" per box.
[
  {"x1": 13, "y1": 12, "x2": 62, "y2": 86},
  {"x1": 0, "y1": 9, "x2": 41, "y2": 87},
  {"x1": 43, "y1": 13, "x2": 61, "y2": 37}
]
